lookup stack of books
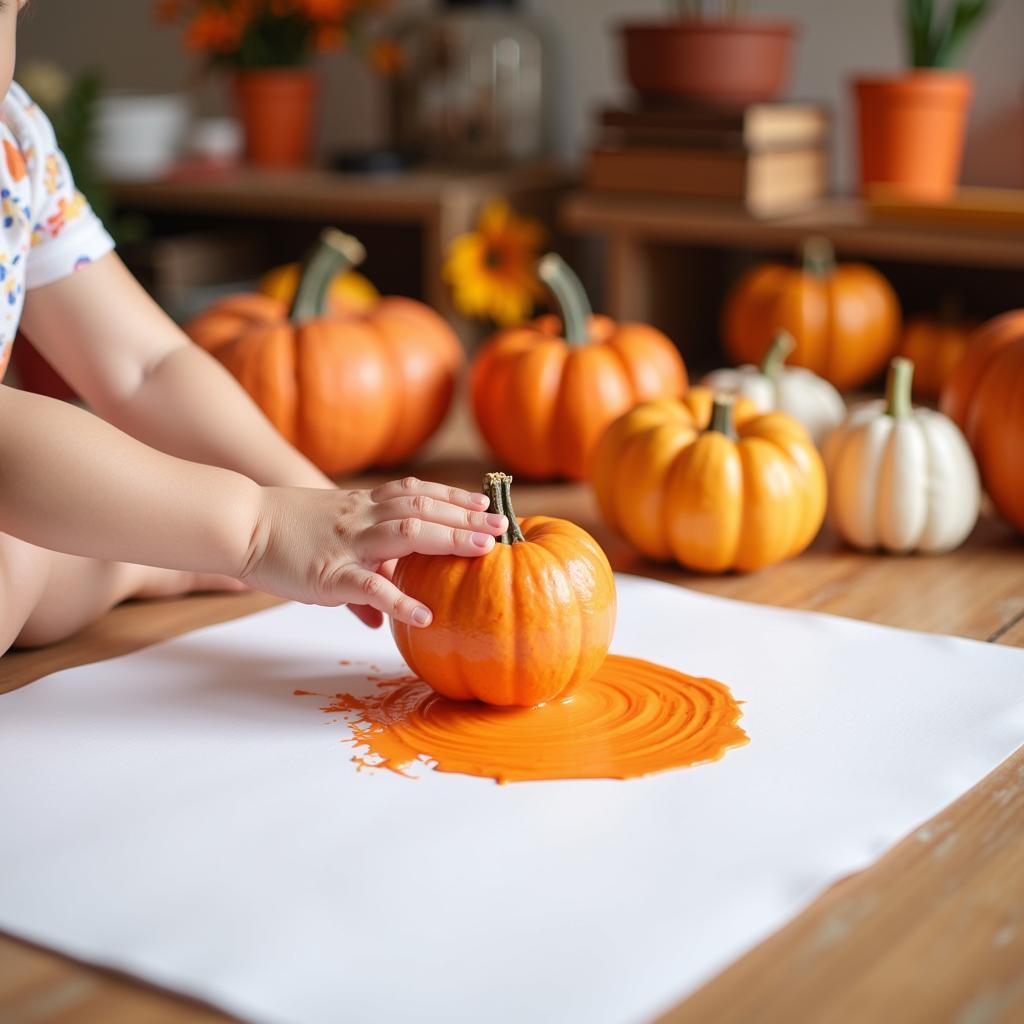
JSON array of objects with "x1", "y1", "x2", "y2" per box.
[{"x1": 586, "y1": 102, "x2": 831, "y2": 217}]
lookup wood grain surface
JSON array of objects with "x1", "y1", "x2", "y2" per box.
[{"x1": 2, "y1": 418, "x2": 1022, "y2": 1024}]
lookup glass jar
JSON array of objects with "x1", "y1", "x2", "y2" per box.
[{"x1": 388, "y1": 0, "x2": 549, "y2": 166}]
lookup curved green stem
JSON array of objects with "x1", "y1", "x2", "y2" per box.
[
  {"x1": 706, "y1": 396, "x2": 737, "y2": 441},
  {"x1": 484, "y1": 472, "x2": 525, "y2": 545},
  {"x1": 802, "y1": 236, "x2": 835, "y2": 278},
  {"x1": 760, "y1": 330, "x2": 796, "y2": 381},
  {"x1": 289, "y1": 228, "x2": 365, "y2": 322},
  {"x1": 885, "y1": 357, "x2": 914, "y2": 419},
  {"x1": 537, "y1": 253, "x2": 592, "y2": 345}
]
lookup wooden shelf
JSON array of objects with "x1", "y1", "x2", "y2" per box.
[
  {"x1": 561, "y1": 191, "x2": 1024, "y2": 269},
  {"x1": 110, "y1": 163, "x2": 571, "y2": 324}
]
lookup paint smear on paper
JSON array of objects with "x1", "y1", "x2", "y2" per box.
[{"x1": 296, "y1": 655, "x2": 747, "y2": 784}]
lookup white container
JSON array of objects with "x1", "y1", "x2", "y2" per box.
[
  {"x1": 93, "y1": 93, "x2": 190, "y2": 181},
  {"x1": 187, "y1": 117, "x2": 243, "y2": 163}
]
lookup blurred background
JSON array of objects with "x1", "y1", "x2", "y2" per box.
[
  {"x1": 17, "y1": 0, "x2": 1024, "y2": 185},
  {"x1": 11, "y1": 0, "x2": 1024, "y2": 398}
]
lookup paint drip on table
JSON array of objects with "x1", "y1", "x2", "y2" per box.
[{"x1": 295, "y1": 655, "x2": 748, "y2": 783}]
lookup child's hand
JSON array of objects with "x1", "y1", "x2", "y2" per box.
[{"x1": 239, "y1": 477, "x2": 507, "y2": 627}]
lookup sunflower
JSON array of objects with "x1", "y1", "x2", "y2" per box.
[{"x1": 443, "y1": 201, "x2": 546, "y2": 327}]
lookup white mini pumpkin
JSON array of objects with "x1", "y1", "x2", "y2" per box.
[
  {"x1": 823, "y1": 357, "x2": 979, "y2": 553},
  {"x1": 702, "y1": 331, "x2": 845, "y2": 446}
]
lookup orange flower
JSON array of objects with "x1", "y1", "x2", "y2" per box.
[
  {"x1": 369, "y1": 38, "x2": 403, "y2": 75},
  {"x1": 185, "y1": 9, "x2": 246, "y2": 54},
  {"x1": 314, "y1": 24, "x2": 346, "y2": 52},
  {"x1": 298, "y1": 0, "x2": 353, "y2": 20}
]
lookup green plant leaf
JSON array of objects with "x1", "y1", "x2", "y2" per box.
[
  {"x1": 905, "y1": 0, "x2": 936, "y2": 66},
  {"x1": 933, "y1": 0, "x2": 997, "y2": 67}
]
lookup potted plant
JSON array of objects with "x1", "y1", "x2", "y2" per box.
[
  {"x1": 156, "y1": 0, "x2": 389, "y2": 168},
  {"x1": 853, "y1": 0, "x2": 999, "y2": 201},
  {"x1": 619, "y1": 1, "x2": 798, "y2": 106}
]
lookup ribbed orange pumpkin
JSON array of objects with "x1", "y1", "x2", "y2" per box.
[
  {"x1": 592, "y1": 387, "x2": 826, "y2": 572},
  {"x1": 898, "y1": 310, "x2": 975, "y2": 399},
  {"x1": 470, "y1": 254, "x2": 688, "y2": 481},
  {"x1": 391, "y1": 472, "x2": 617, "y2": 707},
  {"x1": 940, "y1": 310, "x2": 1024, "y2": 532},
  {"x1": 723, "y1": 237, "x2": 901, "y2": 392},
  {"x1": 186, "y1": 230, "x2": 463, "y2": 477}
]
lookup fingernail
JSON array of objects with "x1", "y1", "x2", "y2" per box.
[
  {"x1": 472, "y1": 532, "x2": 494, "y2": 548},
  {"x1": 486, "y1": 513, "x2": 507, "y2": 529},
  {"x1": 470, "y1": 493, "x2": 489, "y2": 506},
  {"x1": 412, "y1": 607, "x2": 431, "y2": 626}
]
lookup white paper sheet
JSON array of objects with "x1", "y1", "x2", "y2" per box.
[{"x1": 1, "y1": 575, "x2": 1022, "y2": 1024}]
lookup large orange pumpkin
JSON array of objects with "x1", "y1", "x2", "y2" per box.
[
  {"x1": 391, "y1": 472, "x2": 617, "y2": 707},
  {"x1": 940, "y1": 310, "x2": 1024, "y2": 532},
  {"x1": 187, "y1": 230, "x2": 463, "y2": 477},
  {"x1": 470, "y1": 254, "x2": 687, "y2": 481},
  {"x1": 723, "y1": 237, "x2": 901, "y2": 392},
  {"x1": 898, "y1": 309, "x2": 975, "y2": 400},
  {"x1": 592, "y1": 387, "x2": 826, "y2": 572}
]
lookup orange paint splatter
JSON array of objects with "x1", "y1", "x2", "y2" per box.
[{"x1": 298, "y1": 655, "x2": 747, "y2": 784}]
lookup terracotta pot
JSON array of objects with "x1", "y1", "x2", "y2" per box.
[
  {"x1": 234, "y1": 69, "x2": 320, "y2": 168},
  {"x1": 620, "y1": 20, "x2": 797, "y2": 105},
  {"x1": 853, "y1": 71, "x2": 973, "y2": 202}
]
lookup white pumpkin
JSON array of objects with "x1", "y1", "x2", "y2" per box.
[
  {"x1": 702, "y1": 331, "x2": 846, "y2": 446},
  {"x1": 823, "y1": 357, "x2": 979, "y2": 553}
]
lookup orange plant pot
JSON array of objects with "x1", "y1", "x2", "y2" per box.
[
  {"x1": 234, "y1": 69, "x2": 319, "y2": 169},
  {"x1": 853, "y1": 71, "x2": 973, "y2": 202}
]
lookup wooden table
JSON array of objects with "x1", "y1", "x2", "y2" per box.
[
  {"x1": 2, "y1": 421, "x2": 1023, "y2": 1024},
  {"x1": 561, "y1": 192, "x2": 1024, "y2": 323}
]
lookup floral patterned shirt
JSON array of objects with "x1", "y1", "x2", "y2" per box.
[{"x1": 0, "y1": 82, "x2": 115, "y2": 380}]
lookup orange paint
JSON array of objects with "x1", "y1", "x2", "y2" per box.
[{"x1": 298, "y1": 655, "x2": 747, "y2": 784}]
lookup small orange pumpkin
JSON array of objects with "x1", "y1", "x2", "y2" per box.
[
  {"x1": 592, "y1": 387, "x2": 826, "y2": 572},
  {"x1": 186, "y1": 230, "x2": 463, "y2": 477},
  {"x1": 723, "y1": 237, "x2": 901, "y2": 392},
  {"x1": 391, "y1": 472, "x2": 617, "y2": 707},
  {"x1": 941, "y1": 310, "x2": 1024, "y2": 532},
  {"x1": 897, "y1": 306, "x2": 975, "y2": 399},
  {"x1": 470, "y1": 254, "x2": 688, "y2": 481}
]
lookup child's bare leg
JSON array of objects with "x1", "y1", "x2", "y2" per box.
[{"x1": 0, "y1": 533, "x2": 243, "y2": 654}]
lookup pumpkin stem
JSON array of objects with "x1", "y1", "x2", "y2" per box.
[
  {"x1": 885, "y1": 357, "x2": 914, "y2": 419},
  {"x1": 706, "y1": 395, "x2": 737, "y2": 441},
  {"x1": 760, "y1": 330, "x2": 796, "y2": 382},
  {"x1": 538, "y1": 253, "x2": 592, "y2": 346},
  {"x1": 484, "y1": 472, "x2": 525, "y2": 545},
  {"x1": 290, "y1": 228, "x2": 366, "y2": 322},
  {"x1": 802, "y1": 236, "x2": 835, "y2": 278}
]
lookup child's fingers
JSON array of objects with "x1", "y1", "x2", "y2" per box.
[
  {"x1": 370, "y1": 476, "x2": 489, "y2": 511},
  {"x1": 358, "y1": 519, "x2": 496, "y2": 561},
  {"x1": 374, "y1": 496, "x2": 506, "y2": 535},
  {"x1": 337, "y1": 567, "x2": 432, "y2": 627}
]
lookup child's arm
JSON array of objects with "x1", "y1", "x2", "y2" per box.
[
  {"x1": 0, "y1": 385, "x2": 504, "y2": 624},
  {"x1": 19, "y1": 254, "x2": 333, "y2": 489}
]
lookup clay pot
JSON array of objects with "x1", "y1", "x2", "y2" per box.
[
  {"x1": 620, "y1": 20, "x2": 797, "y2": 105},
  {"x1": 853, "y1": 71, "x2": 973, "y2": 202},
  {"x1": 234, "y1": 69, "x2": 320, "y2": 168}
]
